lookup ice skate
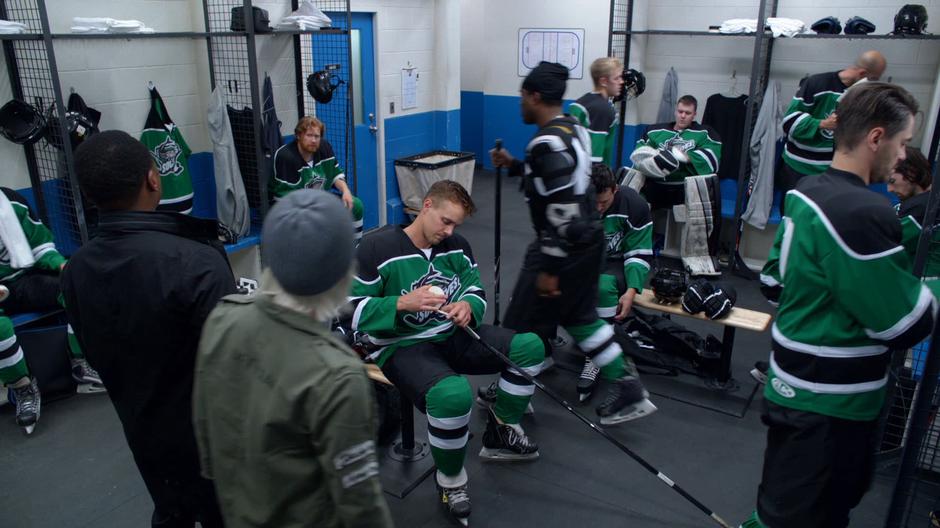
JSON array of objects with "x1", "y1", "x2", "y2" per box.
[
  {"x1": 12, "y1": 377, "x2": 40, "y2": 435},
  {"x1": 576, "y1": 358, "x2": 600, "y2": 402},
  {"x1": 749, "y1": 360, "x2": 769, "y2": 385},
  {"x1": 479, "y1": 406, "x2": 539, "y2": 461},
  {"x1": 71, "y1": 358, "x2": 106, "y2": 394},
  {"x1": 596, "y1": 375, "x2": 657, "y2": 425},
  {"x1": 475, "y1": 381, "x2": 534, "y2": 415},
  {"x1": 437, "y1": 471, "x2": 471, "y2": 526}
]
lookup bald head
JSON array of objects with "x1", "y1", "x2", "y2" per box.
[{"x1": 854, "y1": 50, "x2": 887, "y2": 81}]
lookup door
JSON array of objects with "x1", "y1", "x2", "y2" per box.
[{"x1": 324, "y1": 11, "x2": 379, "y2": 230}]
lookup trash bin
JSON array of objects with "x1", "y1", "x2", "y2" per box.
[{"x1": 394, "y1": 151, "x2": 475, "y2": 212}]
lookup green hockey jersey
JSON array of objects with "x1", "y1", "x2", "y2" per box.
[
  {"x1": 781, "y1": 71, "x2": 845, "y2": 176},
  {"x1": 270, "y1": 140, "x2": 345, "y2": 200},
  {"x1": 569, "y1": 92, "x2": 618, "y2": 167},
  {"x1": 0, "y1": 188, "x2": 66, "y2": 282},
  {"x1": 635, "y1": 122, "x2": 722, "y2": 182},
  {"x1": 760, "y1": 169, "x2": 939, "y2": 421},
  {"x1": 349, "y1": 226, "x2": 487, "y2": 366},
  {"x1": 896, "y1": 192, "x2": 940, "y2": 279},
  {"x1": 603, "y1": 185, "x2": 653, "y2": 292},
  {"x1": 140, "y1": 87, "x2": 193, "y2": 214}
]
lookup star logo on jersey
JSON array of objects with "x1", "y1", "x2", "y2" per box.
[
  {"x1": 401, "y1": 264, "x2": 461, "y2": 328},
  {"x1": 606, "y1": 230, "x2": 625, "y2": 255},
  {"x1": 304, "y1": 175, "x2": 326, "y2": 190},
  {"x1": 152, "y1": 137, "x2": 184, "y2": 176},
  {"x1": 662, "y1": 137, "x2": 695, "y2": 153}
]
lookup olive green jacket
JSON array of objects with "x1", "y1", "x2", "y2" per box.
[{"x1": 193, "y1": 293, "x2": 393, "y2": 528}]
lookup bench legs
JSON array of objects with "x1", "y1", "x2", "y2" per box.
[{"x1": 378, "y1": 392, "x2": 435, "y2": 499}]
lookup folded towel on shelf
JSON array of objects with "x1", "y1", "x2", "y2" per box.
[
  {"x1": 71, "y1": 17, "x2": 154, "y2": 34},
  {"x1": 719, "y1": 17, "x2": 806, "y2": 37},
  {"x1": 0, "y1": 20, "x2": 28, "y2": 34},
  {"x1": 277, "y1": 0, "x2": 331, "y2": 30},
  {"x1": 766, "y1": 17, "x2": 805, "y2": 37}
]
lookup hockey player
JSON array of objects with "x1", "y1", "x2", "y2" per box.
[
  {"x1": 777, "y1": 50, "x2": 886, "y2": 203},
  {"x1": 576, "y1": 163, "x2": 653, "y2": 400},
  {"x1": 348, "y1": 180, "x2": 545, "y2": 525},
  {"x1": 0, "y1": 187, "x2": 102, "y2": 434},
  {"x1": 569, "y1": 57, "x2": 624, "y2": 167},
  {"x1": 491, "y1": 61, "x2": 656, "y2": 425},
  {"x1": 629, "y1": 95, "x2": 722, "y2": 208},
  {"x1": 746, "y1": 82, "x2": 937, "y2": 528},
  {"x1": 271, "y1": 116, "x2": 364, "y2": 241},
  {"x1": 887, "y1": 147, "x2": 940, "y2": 277}
]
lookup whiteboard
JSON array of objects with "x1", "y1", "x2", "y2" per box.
[{"x1": 518, "y1": 28, "x2": 584, "y2": 79}]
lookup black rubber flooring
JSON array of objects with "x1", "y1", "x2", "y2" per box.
[{"x1": 0, "y1": 168, "x2": 895, "y2": 527}]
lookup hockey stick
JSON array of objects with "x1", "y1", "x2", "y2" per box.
[
  {"x1": 446, "y1": 316, "x2": 733, "y2": 528},
  {"x1": 493, "y1": 138, "x2": 503, "y2": 326}
]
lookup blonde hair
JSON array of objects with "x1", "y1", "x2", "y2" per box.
[
  {"x1": 295, "y1": 116, "x2": 325, "y2": 137},
  {"x1": 259, "y1": 266, "x2": 354, "y2": 322},
  {"x1": 590, "y1": 57, "x2": 623, "y2": 86}
]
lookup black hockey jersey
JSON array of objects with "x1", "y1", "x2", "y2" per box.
[{"x1": 509, "y1": 115, "x2": 603, "y2": 274}]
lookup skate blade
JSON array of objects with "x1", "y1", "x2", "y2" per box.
[
  {"x1": 478, "y1": 447, "x2": 540, "y2": 461},
  {"x1": 76, "y1": 383, "x2": 107, "y2": 394},
  {"x1": 599, "y1": 398, "x2": 658, "y2": 425},
  {"x1": 578, "y1": 391, "x2": 592, "y2": 402},
  {"x1": 457, "y1": 517, "x2": 468, "y2": 527},
  {"x1": 23, "y1": 423, "x2": 35, "y2": 435}
]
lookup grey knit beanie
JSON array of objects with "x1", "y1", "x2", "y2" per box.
[{"x1": 262, "y1": 189, "x2": 354, "y2": 295}]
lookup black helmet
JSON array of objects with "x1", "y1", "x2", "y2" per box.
[
  {"x1": 306, "y1": 70, "x2": 344, "y2": 104},
  {"x1": 614, "y1": 68, "x2": 645, "y2": 102},
  {"x1": 45, "y1": 93, "x2": 100, "y2": 151},
  {"x1": 894, "y1": 4, "x2": 928, "y2": 35},
  {"x1": 651, "y1": 267, "x2": 688, "y2": 304},
  {"x1": 810, "y1": 16, "x2": 842, "y2": 34},
  {"x1": 0, "y1": 99, "x2": 46, "y2": 146},
  {"x1": 844, "y1": 16, "x2": 876, "y2": 35}
]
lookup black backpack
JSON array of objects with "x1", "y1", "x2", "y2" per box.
[{"x1": 617, "y1": 309, "x2": 722, "y2": 379}]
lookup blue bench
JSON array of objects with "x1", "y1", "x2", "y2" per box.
[{"x1": 719, "y1": 179, "x2": 782, "y2": 225}]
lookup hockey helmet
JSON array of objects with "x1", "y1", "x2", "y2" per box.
[
  {"x1": 0, "y1": 99, "x2": 46, "y2": 146},
  {"x1": 702, "y1": 282, "x2": 737, "y2": 320},
  {"x1": 651, "y1": 267, "x2": 688, "y2": 304},
  {"x1": 810, "y1": 16, "x2": 842, "y2": 34},
  {"x1": 894, "y1": 4, "x2": 928, "y2": 35},
  {"x1": 844, "y1": 16, "x2": 876, "y2": 35},
  {"x1": 306, "y1": 70, "x2": 344, "y2": 104},
  {"x1": 681, "y1": 279, "x2": 715, "y2": 314},
  {"x1": 614, "y1": 68, "x2": 646, "y2": 102},
  {"x1": 45, "y1": 93, "x2": 100, "y2": 151}
]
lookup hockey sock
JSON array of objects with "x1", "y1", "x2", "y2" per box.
[
  {"x1": 351, "y1": 196, "x2": 364, "y2": 241},
  {"x1": 596, "y1": 274, "x2": 619, "y2": 319},
  {"x1": 0, "y1": 317, "x2": 28, "y2": 386},
  {"x1": 494, "y1": 333, "x2": 544, "y2": 424},
  {"x1": 566, "y1": 320, "x2": 627, "y2": 380},
  {"x1": 739, "y1": 511, "x2": 767, "y2": 527},
  {"x1": 426, "y1": 375, "x2": 472, "y2": 476}
]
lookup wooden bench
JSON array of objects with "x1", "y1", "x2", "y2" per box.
[{"x1": 633, "y1": 289, "x2": 772, "y2": 387}]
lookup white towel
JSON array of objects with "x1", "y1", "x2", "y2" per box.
[
  {"x1": 0, "y1": 20, "x2": 28, "y2": 34},
  {"x1": 0, "y1": 193, "x2": 35, "y2": 270},
  {"x1": 71, "y1": 17, "x2": 153, "y2": 34},
  {"x1": 277, "y1": 0, "x2": 331, "y2": 30},
  {"x1": 767, "y1": 18, "x2": 805, "y2": 38}
]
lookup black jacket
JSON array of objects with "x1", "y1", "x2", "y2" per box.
[{"x1": 61, "y1": 211, "x2": 236, "y2": 480}]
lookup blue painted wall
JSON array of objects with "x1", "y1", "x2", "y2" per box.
[
  {"x1": 460, "y1": 90, "x2": 645, "y2": 170},
  {"x1": 383, "y1": 108, "x2": 461, "y2": 224}
]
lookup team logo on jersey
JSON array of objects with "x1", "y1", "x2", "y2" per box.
[
  {"x1": 662, "y1": 137, "x2": 695, "y2": 153},
  {"x1": 606, "y1": 230, "x2": 624, "y2": 255},
  {"x1": 152, "y1": 137, "x2": 184, "y2": 176},
  {"x1": 0, "y1": 245, "x2": 9, "y2": 266},
  {"x1": 401, "y1": 264, "x2": 461, "y2": 328},
  {"x1": 771, "y1": 377, "x2": 796, "y2": 399}
]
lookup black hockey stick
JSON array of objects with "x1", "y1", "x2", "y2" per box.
[
  {"x1": 493, "y1": 138, "x2": 503, "y2": 326},
  {"x1": 449, "y1": 318, "x2": 733, "y2": 528}
]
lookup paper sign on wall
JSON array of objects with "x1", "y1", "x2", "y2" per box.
[
  {"x1": 518, "y1": 28, "x2": 584, "y2": 79},
  {"x1": 402, "y1": 67, "x2": 418, "y2": 110}
]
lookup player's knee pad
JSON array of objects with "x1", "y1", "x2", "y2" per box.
[
  {"x1": 425, "y1": 375, "x2": 472, "y2": 419},
  {"x1": 509, "y1": 332, "x2": 544, "y2": 368}
]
